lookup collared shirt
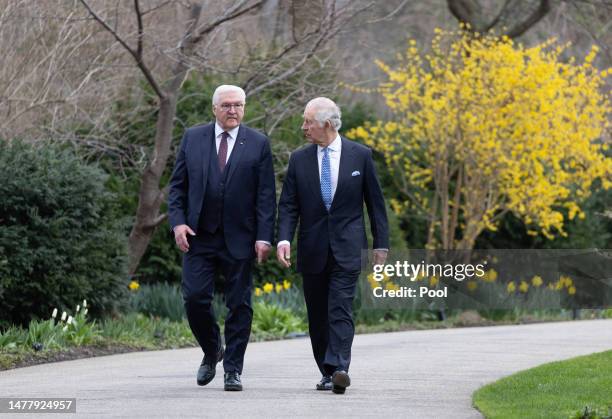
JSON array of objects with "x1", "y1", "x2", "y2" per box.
[
  {"x1": 317, "y1": 134, "x2": 342, "y2": 200},
  {"x1": 214, "y1": 123, "x2": 239, "y2": 164}
]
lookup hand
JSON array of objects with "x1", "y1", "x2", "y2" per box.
[
  {"x1": 255, "y1": 241, "x2": 271, "y2": 264},
  {"x1": 373, "y1": 249, "x2": 388, "y2": 266},
  {"x1": 276, "y1": 243, "x2": 291, "y2": 268},
  {"x1": 174, "y1": 224, "x2": 195, "y2": 253}
]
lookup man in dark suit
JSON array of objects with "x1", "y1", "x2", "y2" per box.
[
  {"x1": 277, "y1": 97, "x2": 388, "y2": 394},
  {"x1": 168, "y1": 85, "x2": 276, "y2": 391}
]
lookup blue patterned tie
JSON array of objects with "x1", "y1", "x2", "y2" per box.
[{"x1": 320, "y1": 147, "x2": 332, "y2": 211}]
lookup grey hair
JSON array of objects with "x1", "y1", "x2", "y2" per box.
[
  {"x1": 212, "y1": 85, "x2": 246, "y2": 105},
  {"x1": 307, "y1": 97, "x2": 342, "y2": 131}
]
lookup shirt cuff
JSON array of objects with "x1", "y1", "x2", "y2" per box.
[
  {"x1": 256, "y1": 240, "x2": 271, "y2": 246},
  {"x1": 373, "y1": 248, "x2": 389, "y2": 252},
  {"x1": 277, "y1": 240, "x2": 290, "y2": 247}
]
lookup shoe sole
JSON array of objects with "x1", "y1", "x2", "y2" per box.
[
  {"x1": 331, "y1": 371, "x2": 350, "y2": 394},
  {"x1": 316, "y1": 384, "x2": 332, "y2": 391},
  {"x1": 224, "y1": 384, "x2": 243, "y2": 391},
  {"x1": 197, "y1": 349, "x2": 224, "y2": 386}
]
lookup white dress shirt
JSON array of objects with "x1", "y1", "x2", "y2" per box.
[{"x1": 214, "y1": 123, "x2": 239, "y2": 163}]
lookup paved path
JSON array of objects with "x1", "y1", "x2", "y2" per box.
[{"x1": 1, "y1": 319, "x2": 611, "y2": 418}]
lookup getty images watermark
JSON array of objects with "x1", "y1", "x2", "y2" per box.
[{"x1": 360, "y1": 249, "x2": 612, "y2": 310}]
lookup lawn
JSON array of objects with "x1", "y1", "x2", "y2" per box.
[{"x1": 473, "y1": 350, "x2": 612, "y2": 419}]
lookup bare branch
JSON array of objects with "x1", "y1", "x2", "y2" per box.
[
  {"x1": 191, "y1": 0, "x2": 265, "y2": 44},
  {"x1": 134, "y1": 0, "x2": 144, "y2": 60},
  {"x1": 77, "y1": 0, "x2": 164, "y2": 98},
  {"x1": 505, "y1": 0, "x2": 551, "y2": 38}
]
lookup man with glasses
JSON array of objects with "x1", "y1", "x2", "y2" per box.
[
  {"x1": 277, "y1": 97, "x2": 388, "y2": 394},
  {"x1": 168, "y1": 84, "x2": 276, "y2": 391}
]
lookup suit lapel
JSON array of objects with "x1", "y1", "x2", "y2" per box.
[
  {"x1": 201, "y1": 123, "x2": 214, "y2": 187},
  {"x1": 329, "y1": 137, "x2": 353, "y2": 211},
  {"x1": 225, "y1": 125, "x2": 247, "y2": 185},
  {"x1": 305, "y1": 144, "x2": 326, "y2": 210}
]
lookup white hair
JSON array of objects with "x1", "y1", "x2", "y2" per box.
[
  {"x1": 212, "y1": 85, "x2": 246, "y2": 105},
  {"x1": 306, "y1": 97, "x2": 342, "y2": 131}
]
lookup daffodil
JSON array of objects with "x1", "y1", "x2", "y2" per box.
[
  {"x1": 507, "y1": 282, "x2": 516, "y2": 293},
  {"x1": 129, "y1": 280, "x2": 140, "y2": 291},
  {"x1": 283, "y1": 279, "x2": 291, "y2": 290},
  {"x1": 275, "y1": 283, "x2": 283, "y2": 293},
  {"x1": 263, "y1": 283, "x2": 273, "y2": 294},
  {"x1": 254, "y1": 287, "x2": 262, "y2": 297},
  {"x1": 531, "y1": 275, "x2": 543, "y2": 287}
]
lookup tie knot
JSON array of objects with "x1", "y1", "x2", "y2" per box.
[{"x1": 221, "y1": 131, "x2": 229, "y2": 140}]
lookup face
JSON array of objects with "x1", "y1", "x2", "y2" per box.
[
  {"x1": 213, "y1": 90, "x2": 245, "y2": 131},
  {"x1": 302, "y1": 106, "x2": 328, "y2": 146}
]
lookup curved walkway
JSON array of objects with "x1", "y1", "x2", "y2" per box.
[{"x1": 1, "y1": 319, "x2": 611, "y2": 418}]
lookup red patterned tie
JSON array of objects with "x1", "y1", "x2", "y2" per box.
[{"x1": 218, "y1": 131, "x2": 228, "y2": 172}]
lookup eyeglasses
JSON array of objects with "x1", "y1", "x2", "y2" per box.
[{"x1": 218, "y1": 103, "x2": 244, "y2": 111}]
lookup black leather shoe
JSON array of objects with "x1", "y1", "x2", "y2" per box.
[
  {"x1": 331, "y1": 370, "x2": 350, "y2": 394},
  {"x1": 224, "y1": 372, "x2": 243, "y2": 391},
  {"x1": 196, "y1": 346, "x2": 224, "y2": 386},
  {"x1": 316, "y1": 375, "x2": 332, "y2": 391}
]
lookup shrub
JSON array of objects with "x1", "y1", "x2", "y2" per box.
[{"x1": 0, "y1": 139, "x2": 129, "y2": 328}]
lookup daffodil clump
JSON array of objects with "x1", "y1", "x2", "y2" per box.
[
  {"x1": 348, "y1": 26, "x2": 611, "y2": 250},
  {"x1": 254, "y1": 279, "x2": 292, "y2": 297}
]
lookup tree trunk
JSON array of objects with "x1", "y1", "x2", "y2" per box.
[{"x1": 127, "y1": 95, "x2": 178, "y2": 276}]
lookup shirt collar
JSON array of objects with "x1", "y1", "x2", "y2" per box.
[
  {"x1": 318, "y1": 134, "x2": 342, "y2": 153},
  {"x1": 215, "y1": 122, "x2": 239, "y2": 140}
]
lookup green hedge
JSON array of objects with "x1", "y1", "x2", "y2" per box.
[{"x1": 0, "y1": 139, "x2": 129, "y2": 328}]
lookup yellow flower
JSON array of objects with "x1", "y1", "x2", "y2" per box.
[
  {"x1": 507, "y1": 281, "x2": 516, "y2": 293},
  {"x1": 531, "y1": 275, "x2": 543, "y2": 287},
  {"x1": 275, "y1": 283, "x2": 283, "y2": 293},
  {"x1": 254, "y1": 287, "x2": 262, "y2": 297},
  {"x1": 467, "y1": 282, "x2": 477, "y2": 292},
  {"x1": 568, "y1": 286, "x2": 576, "y2": 295},
  {"x1": 483, "y1": 269, "x2": 498, "y2": 282},
  {"x1": 560, "y1": 275, "x2": 573, "y2": 288},
  {"x1": 263, "y1": 283, "x2": 273, "y2": 294},
  {"x1": 519, "y1": 281, "x2": 529, "y2": 293},
  {"x1": 283, "y1": 279, "x2": 291, "y2": 290},
  {"x1": 385, "y1": 282, "x2": 399, "y2": 291},
  {"x1": 429, "y1": 276, "x2": 439, "y2": 287},
  {"x1": 129, "y1": 280, "x2": 140, "y2": 291}
]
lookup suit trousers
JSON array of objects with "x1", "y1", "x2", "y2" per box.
[
  {"x1": 181, "y1": 230, "x2": 253, "y2": 374},
  {"x1": 302, "y1": 248, "x2": 360, "y2": 376}
]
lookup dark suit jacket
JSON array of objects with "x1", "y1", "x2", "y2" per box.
[
  {"x1": 278, "y1": 137, "x2": 389, "y2": 274},
  {"x1": 168, "y1": 122, "x2": 276, "y2": 260}
]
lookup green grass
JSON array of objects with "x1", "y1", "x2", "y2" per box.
[{"x1": 473, "y1": 350, "x2": 612, "y2": 419}]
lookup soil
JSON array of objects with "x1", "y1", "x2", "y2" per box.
[{"x1": 1, "y1": 343, "x2": 153, "y2": 371}]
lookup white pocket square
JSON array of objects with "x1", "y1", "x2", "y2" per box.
[{"x1": 351, "y1": 171, "x2": 361, "y2": 177}]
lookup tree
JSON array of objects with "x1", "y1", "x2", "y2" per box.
[
  {"x1": 0, "y1": 0, "x2": 373, "y2": 274},
  {"x1": 349, "y1": 28, "x2": 611, "y2": 250}
]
